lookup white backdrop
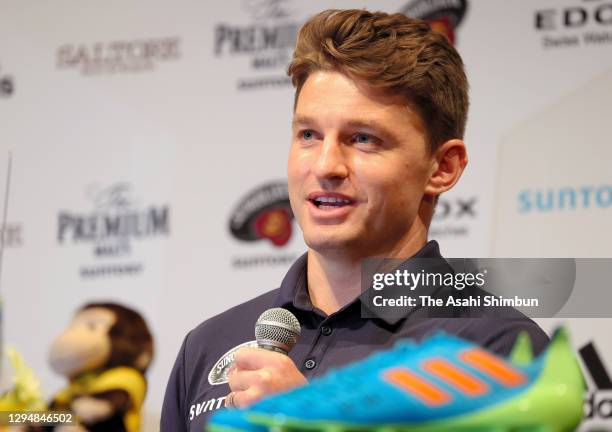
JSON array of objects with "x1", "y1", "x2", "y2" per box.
[{"x1": 1, "y1": 0, "x2": 611, "y2": 430}]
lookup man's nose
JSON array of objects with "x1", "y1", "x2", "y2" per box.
[{"x1": 312, "y1": 137, "x2": 349, "y2": 181}]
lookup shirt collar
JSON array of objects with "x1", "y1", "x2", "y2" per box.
[
  {"x1": 274, "y1": 252, "x2": 309, "y2": 309},
  {"x1": 274, "y1": 240, "x2": 445, "y2": 324}
]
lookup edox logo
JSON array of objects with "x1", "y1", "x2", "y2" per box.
[{"x1": 580, "y1": 341, "x2": 612, "y2": 420}]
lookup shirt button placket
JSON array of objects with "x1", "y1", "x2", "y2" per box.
[{"x1": 304, "y1": 359, "x2": 316, "y2": 370}]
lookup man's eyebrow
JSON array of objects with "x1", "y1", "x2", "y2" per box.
[
  {"x1": 292, "y1": 115, "x2": 316, "y2": 127},
  {"x1": 292, "y1": 116, "x2": 396, "y2": 138},
  {"x1": 345, "y1": 119, "x2": 398, "y2": 140},
  {"x1": 345, "y1": 119, "x2": 383, "y2": 130}
]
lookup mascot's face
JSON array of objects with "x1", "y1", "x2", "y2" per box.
[{"x1": 49, "y1": 307, "x2": 116, "y2": 378}]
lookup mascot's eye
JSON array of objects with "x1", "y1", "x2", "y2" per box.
[{"x1": 87, "y1": 322, "x2": 97, "y2": 331}]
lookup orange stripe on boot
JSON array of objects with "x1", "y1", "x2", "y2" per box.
[
  {"x1": 422, "y1": 358, "x2": 490, "y2": 397},
  {"x1": 460, "y1": 349, "x2": 526, "y2": 387},
  {"x1": 384, "y1": 368, "x2": 451, "y2": 406}
]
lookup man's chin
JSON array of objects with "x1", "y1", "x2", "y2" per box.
[{"x1": 304, "y1": 233, "x2": 365, "y2": 257}]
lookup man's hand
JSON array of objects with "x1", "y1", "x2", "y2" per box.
[{"x1": 226, "y1": 347, "x2": 307, "y2": 408}]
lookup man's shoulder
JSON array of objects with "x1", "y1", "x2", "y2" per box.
[
  {"x1": 187, "y1": 288, "x2": 281, "y2": 346},
  {"x1": 432, "y1": 316, "x2": 550, "y2": 357}
]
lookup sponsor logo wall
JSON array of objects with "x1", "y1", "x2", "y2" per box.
[
  {"x1": 0, "y1": 0, "x2": 610, "y2": 430},
  {"x1": 490, "y1": 3, "x2": 612, "y2": 429}
]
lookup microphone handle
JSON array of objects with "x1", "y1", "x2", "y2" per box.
[{"x1": 257, "y1": 342, "x2": 289, "y2": 355}]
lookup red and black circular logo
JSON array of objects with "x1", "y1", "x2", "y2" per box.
[
  {"x1": 401, "y1": 0, "x2": 468, "y2": 45},
  {"x1": 229, "y1": 181, "x2": 294, "y2": 247}
]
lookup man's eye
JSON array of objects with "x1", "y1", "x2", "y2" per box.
[
  {"x1": 301, "y1": 130, "x2": 314, "y2": 140},
  {"x1": 353, "y1": 133, "x2": 379, "y2": 145},
  {"x1": 355, "y1": 134, "x2": 371, "y2": 143}
]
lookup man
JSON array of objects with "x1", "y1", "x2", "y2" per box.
[{"x1": 161, "y1": 9, "x2": 548, "y2": 431}]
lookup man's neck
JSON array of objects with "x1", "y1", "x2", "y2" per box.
[{"x1": 306, "y1": 227, "x2": 428, "y2": 316}]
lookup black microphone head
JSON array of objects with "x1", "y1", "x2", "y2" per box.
[{"x1": 255, "y1": 308, "x2": 301, "y2": 354}]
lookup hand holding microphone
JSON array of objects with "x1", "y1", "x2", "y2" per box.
[{"x1": 226, "y1": 308, "x2": 306, "y2": 409}]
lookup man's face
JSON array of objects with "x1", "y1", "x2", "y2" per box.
[{"x1": 288, "y1": 70, "x2": 434, "y2": 258}]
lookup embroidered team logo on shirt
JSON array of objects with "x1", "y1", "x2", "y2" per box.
[{"x1": 208, "y1": 340, "x2": 258, "y2": 385}]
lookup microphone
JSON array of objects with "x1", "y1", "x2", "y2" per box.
[{"x1": 255, "y1": 308, "x2": 301, "y2": 355}]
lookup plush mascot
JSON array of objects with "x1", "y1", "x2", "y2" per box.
[{"x1": 47, "y1": 303, "x2": 153, "y2": 432}]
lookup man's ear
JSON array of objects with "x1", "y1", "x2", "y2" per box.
[{"x1": 424, "y1": 139, "x2": 468, "y2": 196}]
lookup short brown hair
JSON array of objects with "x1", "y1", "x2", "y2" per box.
[{"x1": 287, "y1": 9, "x2": 469, "y2": 152}]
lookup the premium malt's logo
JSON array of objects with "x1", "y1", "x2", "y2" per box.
[
  {"x1": 57, "y1": 182, "x2": 170, "y2": 278},
  {"x1": 213, "y1": 0, "x2": 299, "y2": 90}
]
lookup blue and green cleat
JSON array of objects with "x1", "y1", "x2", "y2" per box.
[
  {"x1": 206, "y1": 408, "x2": 266, "y2": 432},
  {"x1": 208, "y1": 328, "x2": 585, "y2": 432}
]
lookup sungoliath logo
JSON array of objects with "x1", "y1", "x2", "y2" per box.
[
  {"x1": 0, "y1": 64, "x2": 14, "y2": 97},
  {"x1": 401, "y1": 0, "x2": 468, "y2": 45},
  {"x1": 229, "y1": 182, "x2": 294, "y2": 247},
  {"x1": 56, "y1": 37, "x2": 181, "y2": 76},
  {"x1": 208, "y1": 341, "x2": 258, "y2": 385},
  {"x1": 580, "y1": 341, "x2": 612, "y2": 421},
  {"x1": 57, "y1": 183, "x2": 170, "y2": 278},
  {"x1": 213, "y1": 0, "x2": 299, "y2": 90}
]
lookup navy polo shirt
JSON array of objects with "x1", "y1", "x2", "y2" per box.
[{"x1": 160, "y1": 241, "x2": 549, "y2": 432}]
